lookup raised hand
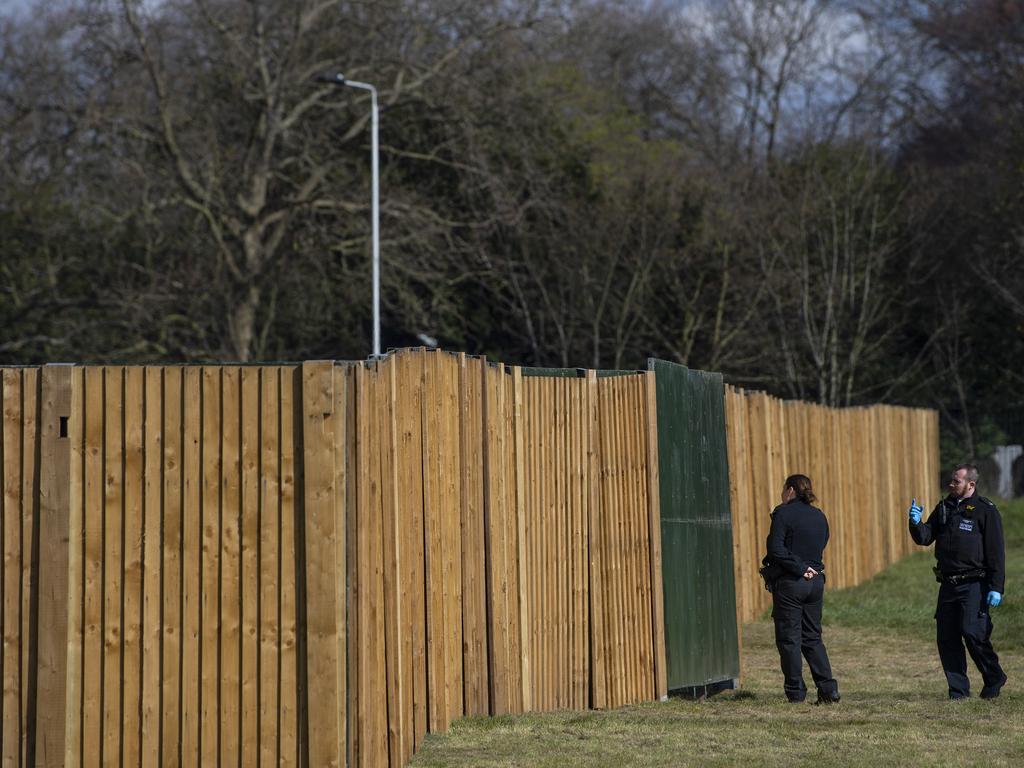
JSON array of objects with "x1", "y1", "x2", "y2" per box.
[{"x1": 908, "y1": 498, "x2": 923, "y2": 524}]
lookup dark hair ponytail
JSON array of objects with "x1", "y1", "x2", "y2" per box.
[{"x1": 784, "y1": 474, "x2": 817, "y2": 505}]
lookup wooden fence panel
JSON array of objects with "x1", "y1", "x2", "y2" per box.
[{"x1": 725, "y1": 388, "x2": 940, "y2": 623}]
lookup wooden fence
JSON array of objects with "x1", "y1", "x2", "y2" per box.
[
  {"x1": 1, "y1": 355, "x2": 941, "y2": 768},
  {"x1": 1, "y1": 350, "x2": 667, "y2": 768},
  {"x1": 724, "y1": 386, "x2": 941, "y2": 624},
  {"x1": 346, "y1": 352, "x2": 666, "y2": 766}
]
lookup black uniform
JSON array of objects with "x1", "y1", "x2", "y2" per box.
[
  {"x1": 910, "y1": 493, "x2": 1006, "y2": 699},
  {"x1": 765, "y1": 499, "x2": 839, "y2": 703}
]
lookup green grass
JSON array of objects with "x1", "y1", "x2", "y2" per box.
[{"x1": 409, "y1": 499, "x2": 1024, "y2": 767}]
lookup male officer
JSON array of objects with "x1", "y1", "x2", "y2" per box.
[{"x1": 908, "y1": 464, "x2": 1007, "y2": 700}]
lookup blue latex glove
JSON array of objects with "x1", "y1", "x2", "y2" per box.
[
  {"x1": 908, "y1": 498, "x2": 923, "y2": 524},
  {"x1": 988, "y1": 591, "x2": 1002, "y2": 607}
]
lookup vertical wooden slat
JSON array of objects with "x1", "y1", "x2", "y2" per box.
[
  {"x1": 177, "y1": 368, "x2": 199, "y2": 765},
  {"x1": 372, "y1": 361, "x2": 388, "y2": 765},
  {"x1": 502, "y1": 365, "x2": 516, "y2": 715},
  {"x1": 525, "y1": 375, "x2": 538, "y2": 711},
  {"x1": 569, "y1": 377, "x2": 584, "y2": 710},
  {"x1": 442, "y1": 354, "x2": 464, "y2": 726},
  {"x1": 632, "y1": 376, "x2": 654, "y2": 699},
  {"x1": 460, "y1": 355, "x2": 488, "y2": 718},
  {"x1": 585, "y1": 371, "x2": 606, "y2": 709},
  {"x1": 384, "y1": 352, "x2": 423, "y2": 751},
  {"x1": 379, "y1": 356, "x2": 405, "y2": 767},
  {"x1": 240, "y1": 368, "x2": 260, "y2": 768},
  {"x1": 509, "y1": 367, "x2": 523, "y2": 714},
  {"x1": 220, "y1": 367, "x2": 241, "y2": 766},
  {"x1": 301, "y1": 361, "x2": 343, "y2": 768},
  {"x1": 279, "y1": 367, "x2": 298, "y2": 768},
  {"x1": 332, "y1": 367, "x2": 349, "y2": 767},
  {"x1": 547, "y1": 377, "x2": 559, "y2": 711},
  {"x1": 540, "y1": 377, "x2": 552, "y2": 711},
  {"x1": 33, "y1": 366, "x2": 70, "y2": 766},
  {"x1": 162, "y1": 367, "x2": 183, "y2": 765},
  {"x1": 19, "y1": 369, "x2": 38, "y2": 766},
  {"x1": 345, "y1": 365, "x2": 360, "y2": 768},
  {"x1": 102, "y1": 367, "x2": 124, "y2": 765},
  {"x1": 607, "y1": 378, "x2": 626, "y2": 707},
  {"x1": 616, "y1": 377, "x2": 638, "y2": 704},
  {"x1": 2, "y1": 370, "x2": 22, "y2": 766},
  {"x1": 577, "y1": 375, "x2": 590, "y2": 711},
  {"x1": 482, "y1": 365, "x2": 506, "y2": 716},
  {"x1": 199, "y1": 367, "x2": 221, "y2": 766},
  {"x1": 555, "y1": 379, "x2": 567, "y2": 709},
  {"x1": 122, "y1": 367, "x2": 144, "y2": 767},
  {"x1": 421, "y1": 355, "x2": 445, "y2": 733},
  {"x1": 388, "y1": 353, "x2": 414, "y2": 757},
  {"x1": 531, "y1": 376, "x2": 543, "y2": 711},
  {"x1": 354, "y1": 363, "x2": 387, "y2": 766},
  {"x1": 600, "y1": 376, "x2": 615, "y2": 708},
  {"x1": 550, "y1": 376, "x2": 561, "y2": 710},
  {"x1": 65, "y1": 367, "x2": 85, "y2": 768},
  {"x1": 644, "y1": 370, "x2": 667, "y2": 700},
  {"x1": 501, "y1": 371, "x2": 521, "y2": 714},
  {"x1": 81, "y1": 367, "x2": 103, "y2": 768},
  {"x1": 259, "y1": 368, "x2": 281, "y2": 768},
  {"x1": 141, "y1": 368, "x2": 162, "y2": 766},
  {"x1": 511, "y1": 367, "x2": 530, "y2": 714}
]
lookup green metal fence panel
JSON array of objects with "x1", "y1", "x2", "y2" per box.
[{"x1": 650, "y1": 358, "x2": 740, "y2": 690}]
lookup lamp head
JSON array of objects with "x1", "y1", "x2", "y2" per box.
[{"x1": 316, "y1": 72, "x2": 346, "y2": 85}]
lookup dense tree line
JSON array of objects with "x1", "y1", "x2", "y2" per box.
[{"x1": 2, "y1": 0, "x2": 1023, "y2": 463}]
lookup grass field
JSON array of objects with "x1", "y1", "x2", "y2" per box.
[{"x1": 409, "y1": 498, "x2": 1024, "y2": 767}]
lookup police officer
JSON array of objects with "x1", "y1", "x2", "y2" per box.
[
  {"x1": 908, "y1": 464, "x2": 1007, "y2": 700},
  {"x1": 765, "y1": 474, "x2": 840, "y2": 704}
]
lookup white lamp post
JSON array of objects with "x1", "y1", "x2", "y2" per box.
[{"x1": 321, "y1": 73, "x2": 381, "y2": 357}]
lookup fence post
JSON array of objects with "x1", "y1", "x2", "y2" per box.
[
  {"x1": 300, "y1": 361, "x2": 344, "y2": 768},
  {"x1": 33, "y1": 365, "x2": 72, "y2": 766},
  {"x1": 643, "y1": 371, "x2": 668, "y2": 701}
]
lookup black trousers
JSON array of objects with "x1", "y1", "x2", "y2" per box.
[
  {"x1": 772, "y1": 574, "x2": 838, "y2": 701},
  {"x1": 935, "y1": 581, "x2": 1004, "y2": 698}
]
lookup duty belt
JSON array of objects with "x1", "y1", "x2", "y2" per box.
[{"x1": 933, "y1": 566, "x2": 987, "y2": 585}]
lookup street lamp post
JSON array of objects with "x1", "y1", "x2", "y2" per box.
[{"x1": 321, "y1": 72, "x2": 381, "y2": 357}]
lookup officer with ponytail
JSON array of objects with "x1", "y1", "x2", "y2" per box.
[{"x1": 764, "y1": 474, "x2": 840, "y2": 704}]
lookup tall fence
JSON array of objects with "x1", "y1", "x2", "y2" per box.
[
  {"x1": 1, "y1": 355, "x2": 941, "y2": 768},
  {"x1": 724, "y1": 386, "x2": 941, "y2": 624},
  {"x1": 0, "y1": 350, "x2": 667, "y2": 768},
  {"x1": 347, "y1": 352, "x2": 666, "y2": 766}
]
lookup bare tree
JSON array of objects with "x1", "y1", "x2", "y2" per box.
[{"x1": 756, "y1": 145, "x2": 925, "y2": 405}]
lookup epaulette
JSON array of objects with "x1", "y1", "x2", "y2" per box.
[{"x1": 975, "y1": 496, "x2": 996, "y2": 508}]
